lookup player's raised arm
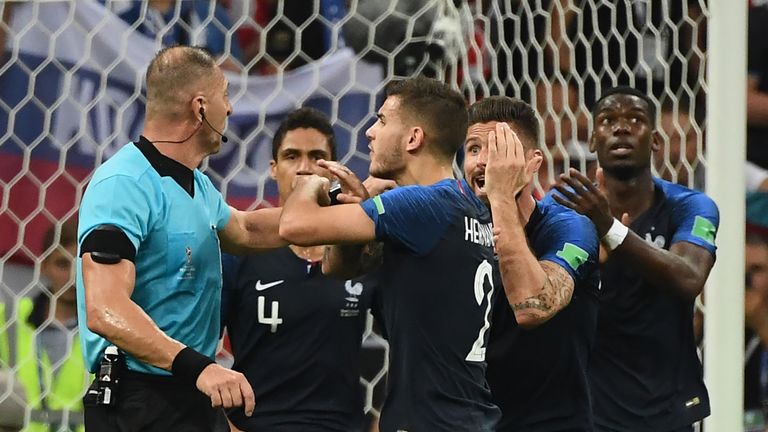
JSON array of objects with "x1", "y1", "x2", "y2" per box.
[
  {"x1": 279, "y1": 174, "x2": 376, "y2": 247},
  {"x1": 554, "y1": 167, "x2": 716, "y2": 301},
  {"x1": 315, "y1": 159, "x2": 386, "y2": 278},
  {"x1": 485, "y1": 122, "x2": 578, "y2": 328}
]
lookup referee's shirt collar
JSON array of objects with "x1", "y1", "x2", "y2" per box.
[{"x1": 135, "y1": 136, "x2": 195, "y2": 197}]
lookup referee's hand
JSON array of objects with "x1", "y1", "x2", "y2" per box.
[{"x1": 196, "y1": 364, "x2": 256, "y2": 416}]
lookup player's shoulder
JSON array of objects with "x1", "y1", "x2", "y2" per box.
[
  {"x1": 391, "y1": 178, "x2": 459, "y2": 196},
  {"x1": 383, "y1": 178, "x2": 476, "y2": 209},
  {"x1": 655, "y1": 177, "x2": 718, "y2": 211},
  {"x1": 89, "y1": 142, "x2": 154, "y2": 187}
]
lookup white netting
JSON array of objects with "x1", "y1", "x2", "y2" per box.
[{"x1": 0, "y1": 0, "x2": 715, "y2": 429}]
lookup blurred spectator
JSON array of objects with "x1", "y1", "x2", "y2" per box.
[
  {"x1": 543, "y1": 0, "x2": 704, "y2": 148},
  {"x1": 748, "y1": 1, "x2": 768, "y2": 169},
  {"x1": 744, "y1": 192, "x2": 768, "y2": 431},
  {"x1": 484, "y1": 0, "x2": 584, "y2": 150},
  {"x1": 103, "y1": 0, "x2": 242, "y2": 70},
  {"x1": 236, "y1": 0, "x2": 346, "y2": 74},
  {"x1": 0, "y1": 219, "x2": 88, "y2": 432},
  {"x1": 0, "y1": 370, "x2": 25, "y2": 432},
  {"x1": 344, "y1": 0, "x2": 464, "y2": 77},
  {"x1": 748, "y1": 162, "x2": 768, "y2": 192},
  {"x1": 653, "y1": 101, "x2": 705, "y2": 189}
]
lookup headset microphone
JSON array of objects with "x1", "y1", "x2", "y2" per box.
[{"x1": 199, "y1": 108, "x2": 229, "y2": 143}]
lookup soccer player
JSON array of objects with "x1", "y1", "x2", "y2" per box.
[
  {"x1": 221, "y1": 107, "x2": 376, "y2": 431},
  {"x1": 279, "y1": 76, "x2": 501, "y2": 431},
  {"x1": 464, "y1": 96, "x2": 601, "y2": 431},
  {"x1": 77, "y1": 46, "x2": 285, "y2": 431},
  {"x1": 553, "y1": 86, "x2": 719, "y2": 432}
]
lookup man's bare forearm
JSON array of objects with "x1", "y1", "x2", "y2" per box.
[
  {"x1": 279, "y1": 182, "x2": 325, "y2": 246},
  {"x1": 490, "y1": 197, "x2": 549, "y2": 326},
  {"x1": 510, "y1": 261, "x2": 575, "y2": 328},
  {"x1": 610, "y1": 235, "x2": 713, "y2": 301}
]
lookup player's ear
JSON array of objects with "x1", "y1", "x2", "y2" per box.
[
  {"x1": 588, "y1": 133, "x2": 597, "y2": 153},
  {"x1": 269, "y1": 159, "x2": 278, "y2": 180},
  {"x1": 528, "y1": 149, "x2": 544, "y2": 172},
  {"x1": 651, "y1": 130, "x2": 662, "y2": 153},
  {"x1": 406, "y1": 126, "x2": 425, "y2": 153}
]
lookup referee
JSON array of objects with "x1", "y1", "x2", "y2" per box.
[{"x1": 76, "y1": 46, "x2": 285, "y2": 431}]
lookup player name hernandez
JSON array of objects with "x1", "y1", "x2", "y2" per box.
[{"x1": 464, "y1": 217, "x2": 493, "y2": 247}]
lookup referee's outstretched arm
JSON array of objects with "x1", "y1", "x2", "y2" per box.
[
  {"x1": 81, "y1": 253, "x2": 256, "y2": 416},
  {"x1": 219, "y1": 206, "x2": 288, "y2": 255}
]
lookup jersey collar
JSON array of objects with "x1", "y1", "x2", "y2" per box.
[{"x1": 135, "y1": 136, "x2": 195, "y2": 197}]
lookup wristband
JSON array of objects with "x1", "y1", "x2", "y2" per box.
[
  {"x1": 601, "y1": 218, "x2": 629, "y2": 251},
  {"x1": 171, "y1": 347, "x2": 214, "y2": 386}
]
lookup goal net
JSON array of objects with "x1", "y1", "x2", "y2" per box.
[{"x1": 0, "y1": 0, "x2": 714, "y2": 429}]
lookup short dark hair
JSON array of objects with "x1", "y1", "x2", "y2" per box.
[
  {"x1": 385, "y1": 76, "x2": 468, "y2": 160},
  {"x1": 468, "y1": 96, "x2": 541, "y2": 149},
  {"x1": 272, "y1": 108, "x2": 337, "y2": 160},
  {"x1": 42, "y1": 218, "x2": 78, "y2": 253},
  {"x1": 593, "y1": 86, "x2": 657, "y2": 123},
  {"x1": 145, "y1": 45, "x2": 218, "y2": 116}
]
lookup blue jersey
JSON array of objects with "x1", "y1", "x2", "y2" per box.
[
  {"x1": 221, "y1": 250, "x2": 376, "y2": 431},
  {"x1": 360, "y1": 179, "x2": 501, "y2": 432},
  {"x1": 589, "y1": 178, "x2": 719, "y2": 431},
  {"x1": 486, "y1": 198, "x2": 600, "y2": 432},
  {"x1": 76, "y1": 137, "x2": 231, "y2": 374}
]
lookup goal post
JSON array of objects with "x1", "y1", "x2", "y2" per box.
[{"x1": 704, "y1": 1, "x2": 747, "y2": 431}]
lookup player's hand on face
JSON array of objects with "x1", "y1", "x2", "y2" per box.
[
  {"x1": 318, "y1": 160, "x2": 369, "y2": 204},
  {"x1": 196, "y1": 364, "x2": 256, "y2": 417},
  {"x1": 362, "y1": 176, "x2": 397, "y2": 198},
  {"x1": 485, "y1": 122, "x2": 540, "y2": 199},
  {"x1": 552, "y1": 168, "x2": 615, "y2": 237}
]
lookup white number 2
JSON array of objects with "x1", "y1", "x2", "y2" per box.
[
  {"x1": 257, "y1": 296, "x2": 283, "y2": 333},
  {"x1": 466, "y1": 260, "x2": 495, "y2": 362}
]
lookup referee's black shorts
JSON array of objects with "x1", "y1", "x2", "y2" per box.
[{"x1": 84, "y1": 370, "x2": 228, "y2": 432}]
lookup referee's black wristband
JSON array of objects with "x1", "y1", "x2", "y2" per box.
[{"x1": 171, "y1": 347, "x2": 214, "y2": 386}]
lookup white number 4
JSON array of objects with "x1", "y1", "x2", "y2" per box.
[
  {"x1": 257, "y1": 296, "x2": 283, "y2": 333},
  {"x1": 466, "y1": 260, "x2": 494, "y2": 362}
]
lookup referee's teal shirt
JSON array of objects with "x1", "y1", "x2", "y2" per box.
[{"x1": 76, "y1": 137, "x2": 231, "y2": 375}]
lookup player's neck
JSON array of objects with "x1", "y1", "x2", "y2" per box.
[
  {"x1": 142, "y1": 123, "x2": 207, "y2": 170},
  {"x1": 289, "y1": 244, "x2": 325, "y2": 262},
  {"x1": 398, "y1": 158, "x2": 454, "y2": 186},
  {"x1": 605, "y1": 169, "x2": 655, "y2": 219}
]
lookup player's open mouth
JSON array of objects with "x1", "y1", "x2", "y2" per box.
[{"x1": 474, "y1": 175, "x2": 485, "y2": 192}]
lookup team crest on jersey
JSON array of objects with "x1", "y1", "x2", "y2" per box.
[
  {"x1": 644, "y1": 232, "x2": 667, "y2": 248},
  {"x1": 179, "y1": 246, "x2": 196, "y2": 280},
  {"x1": 341, "y1": 280, "x2": 364, "y2": 317}
]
